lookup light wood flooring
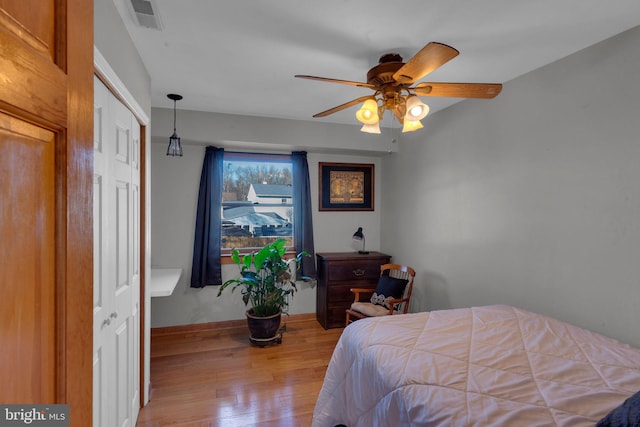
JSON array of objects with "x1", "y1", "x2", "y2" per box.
[{"x1": 136, "y1": 315, "x2": 344, "y2": 427}]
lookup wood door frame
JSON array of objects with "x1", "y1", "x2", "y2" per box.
[
  {"x1": 60, "y1": 1, "x2": 94, "y2": 421},
  {"x1": 94, "y1": 47, "x2": 151, "y2": 408}
]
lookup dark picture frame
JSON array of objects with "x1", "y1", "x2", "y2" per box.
[{"x1": 319, "y1": 162, "x2": 374, "y2": 211}]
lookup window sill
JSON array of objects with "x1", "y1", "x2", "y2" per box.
[{"x1": 220, "y1": 249, "x2": 298, "y2": 264}]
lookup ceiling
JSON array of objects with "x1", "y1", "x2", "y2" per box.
[{"x1": 113, "y1": 0, "x2": 640, "y2": 127}]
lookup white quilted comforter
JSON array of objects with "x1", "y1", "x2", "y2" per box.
[{"x1": 312, "y1": 305, "x2": 640, "y2": 427}]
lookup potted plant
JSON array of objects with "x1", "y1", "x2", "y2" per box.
[{"x1": 217, "y1": 238, "x2": 310, "y2": 345}]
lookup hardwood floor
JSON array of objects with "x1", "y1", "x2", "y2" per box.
[{"x1": 136, "y1": 315, "x2": 344, "y2": 427}]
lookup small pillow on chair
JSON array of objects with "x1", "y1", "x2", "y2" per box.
[{"x1": 370, "y1": 275, "x2": 408, "y2": 308}]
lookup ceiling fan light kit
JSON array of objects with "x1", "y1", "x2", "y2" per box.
[{"x1": 295, "y1": 41, "x2": 502, "y2": 134}]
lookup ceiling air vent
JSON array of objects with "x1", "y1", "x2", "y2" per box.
[{"x1": 128, "y1": 0, "x2": 163, "y2": 30}]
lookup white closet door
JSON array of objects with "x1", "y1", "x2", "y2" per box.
[
  {"x1": 93, "y1": 76, "x2": 141, "y2": 427},
  {"x1": 93, "y1": 75, "x2": 115, "y2": 427},
  {"x1": 129, "y1": 101, "x2": 141, "y2": 426}
]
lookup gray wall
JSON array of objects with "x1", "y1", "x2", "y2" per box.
[
  {"x1": 94, "y1": 0, "x2": 151, "y2": 113},
  {"x1": 381, "y1": 26, "x2": 640, "y2": 348}
]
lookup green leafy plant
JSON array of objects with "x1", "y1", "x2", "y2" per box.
[{"x1": 217, "y1": 238, "x2": 310, "y2": 317}]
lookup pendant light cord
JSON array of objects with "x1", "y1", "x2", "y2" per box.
[{"x1": 173, "y1": 99, "x2": 177, "y2": 132}]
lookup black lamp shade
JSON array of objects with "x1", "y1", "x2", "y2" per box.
[
  {"x1": 353, "y1": 227, "x2": 364, "y2": 240},
  {"x1": 352, "y1": 227, "x2": 368, "y2": 254},
  {"x1": 167, "y1": 131, "x2": 182, "y2": 156}
]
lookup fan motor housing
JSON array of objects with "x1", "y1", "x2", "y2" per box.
[{"x1": 367, "y1": 60, "x2": 404, "y2": 86}]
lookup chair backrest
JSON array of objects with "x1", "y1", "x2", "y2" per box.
[{"x1": 380, "y1": 263, "x2": 416, "y2": 313}]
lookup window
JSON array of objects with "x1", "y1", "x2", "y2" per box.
[
  {"x1": 191, "y1": 148, "x2": 315, "y2": 287},
  {"x1": 221, "y1": 152, "x2": 293, "y2": 252}
]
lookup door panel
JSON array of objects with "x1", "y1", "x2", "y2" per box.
[
  {"x1": 116, "y1": 180, "x2": 131, "y2": 292},
  {"x1": 92, "y1": 347, "x2": 104, "y2": 426},
  {"x1": 0, "y1": 113, "x2": 56, "y2": 403},
  {"x1": 115, "y1": 320, "x2": 131, "y2": 427},
  {"x1": 0, "y1": 7, "x2": 66, "y2": 126},
  {"x1": 0, "y1": 1, "x2": 55, "y2": 56}
]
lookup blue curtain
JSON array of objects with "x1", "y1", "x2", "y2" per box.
[
  {"x1": 190, "y1": 146, "x2": 224, "y2": 287},
  {"x1": 292, "y1": 151, "x2": 317, "y2": 278}
]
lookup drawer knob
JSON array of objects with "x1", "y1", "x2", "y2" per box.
[{"x1": 352, "y1": 269, "x2": 365, "y2": 277}]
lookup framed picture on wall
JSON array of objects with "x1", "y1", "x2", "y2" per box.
[{"x1": 319, "y1": 162, "x2": 374, "y2": 211}]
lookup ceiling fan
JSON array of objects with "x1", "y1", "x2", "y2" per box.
[{"x1": 295, "y1": 42, "x2": 502, "y2": 133}]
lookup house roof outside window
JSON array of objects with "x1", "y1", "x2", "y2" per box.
[{"x1": 248, "y1": 184, "x2": 292, "y2": 202}]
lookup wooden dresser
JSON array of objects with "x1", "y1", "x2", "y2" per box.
[{"x1": 316, "y1": 252, "x2": 392, "y2": 329}]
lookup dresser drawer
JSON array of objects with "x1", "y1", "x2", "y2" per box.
[{"x1": 328, "y1": 261, "x2": 382, "y2": 282}]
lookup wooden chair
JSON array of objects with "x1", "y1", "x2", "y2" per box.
[{"x1": 345, "y1": 263, "x2": 416, "y2": 326}]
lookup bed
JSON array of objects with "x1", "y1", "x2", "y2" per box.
[{"x1": 312, "y1": 305, "x2": 640, "y2": 427}]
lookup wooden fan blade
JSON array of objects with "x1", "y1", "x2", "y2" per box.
[
  {"x1": 393, "y1": 42, "x2": 459, "y2": 84},
  {"x1": 414, "y1": 82, "x2": 502, "y2": 99},
  {"x1": 312, "y1": 96, "x2": 375, "y2": 118},
  {"x1": 295, "y1": 75, "x2": 375, "y2": 89}
]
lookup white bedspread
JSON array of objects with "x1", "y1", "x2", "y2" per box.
[{"x1": 312, "y1": 305, "x2": 640, "y2": 427}]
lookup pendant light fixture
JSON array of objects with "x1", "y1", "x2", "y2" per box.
[{"x1": 166, "y1": 93, "x2": 183, "y2": 157}]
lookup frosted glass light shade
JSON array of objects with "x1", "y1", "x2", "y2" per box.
[
  {"x1": 402, "y1": 119, "x2": 424, "y2": 133},
  {"x1": 404, "y1": 96, "x2": 429, "y2": 121},
  {"x1": 360, "y1": 122, "x2": 381, "y2": 134},
  {"x1": 355, "y1": 99, "x2": 379, "y2": 125}
]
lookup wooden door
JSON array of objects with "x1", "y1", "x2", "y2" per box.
[
  {"x1": 93, "y1": 77, "x2": 141, "y2": 427},
  {"x1": 0, "y1": 1, "x2": 93, "y2": 425}
]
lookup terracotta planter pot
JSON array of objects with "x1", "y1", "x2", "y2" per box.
[{"x1": 246, "y1": 309, "x2": 281, "y2": 340}]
